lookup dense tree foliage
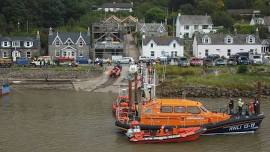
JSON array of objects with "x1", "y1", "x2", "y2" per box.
[{"x1": 0, "y1": 0, "x2": 269, "y2": 35}]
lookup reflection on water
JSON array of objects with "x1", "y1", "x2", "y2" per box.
[{"x1": 0, "y1": 89, "x2": 269, "y2": 152}]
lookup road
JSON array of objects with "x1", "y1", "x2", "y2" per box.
[{"x1": 125, "y1": 34, "x2": 140, "y2": 60}]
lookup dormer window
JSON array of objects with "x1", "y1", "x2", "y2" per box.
[
  {"x1": 202, "y1": 35, "x2": 211, "y2": 44},
  {"x1": 246, "y1": 35, "x2": 255, "y2": 44},
  {"x1": 55, "y1": 40, "x2": 60, "y2": 46},
  {"x1": 225, "y1": 35, "x2": 233, "y2": 44},
  {"x1": 24, "y1": 41, "x2": 33, "y2": 47},
  {"x1": 79, "y1": 41, "x2": 83, "y2": 47},
  {"x1": 2, "y1": 41, "x2": 10, "y2": 47},
  {"x1": 12, "y1": 41, "x2": 20, "y2": 47}
]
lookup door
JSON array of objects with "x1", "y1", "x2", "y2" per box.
[{"x1": 12, "y1": 50, "x2": 21, "y2": 61}]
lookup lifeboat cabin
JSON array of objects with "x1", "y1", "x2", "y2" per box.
[{"x1": 139, "y1": 99, "x2": 230, "y2": 127}]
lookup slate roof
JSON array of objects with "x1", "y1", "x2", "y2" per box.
[
  {"x1": 263, "y1": 16, "x2": 270, "y2": 26},
  {"x1": 138, "y1": 23, "x2": 167, "y2": 33},
  {"x1": 48, "y1": 32, "x2": 90, "y2": 45},
  {"x1": 195, "y1": 33, "x2": 262, "y2": 45},
  {"x1": 0, "y1": 36, "x2": 40, "y2": 49},
  {"x1": 178, "y1": 15, "x2": 213, "y2": 25},
  {"x1": 143, "y1": 36, "x2": 183, "y2": 46},
  {"x1": 101, "y1": 2, "x2": 133, "y2": 8}
]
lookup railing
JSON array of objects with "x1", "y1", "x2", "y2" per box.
[{"x1": 94, "y1": 42, "x2": 124, "y2": 49}]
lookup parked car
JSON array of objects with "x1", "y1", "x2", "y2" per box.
[
  {"x1": 117, "y1": 57, "x2": 134, "y2": 64},
  {"x1": 250, "y1": 54, "x2": 263, "y2": 64},
  {"x1": 214, "y1": 58, "x2": 226, "y2": 66},
  {"x1": 203, "y1": 58, "x2": 214, "y2": 66},
  {"x1": 139, "y1": 56, "x2": 150, "y2": 63},
  {"x1": 238, "y1": 56, "x2": 250, "y2": 65},
  {"x1": 207, "y1": 54, "x2": 220, "y2": 61},
  {"x1": 178, "y1": 57, "x2": 190, "y2": 67},
  {"x1": 190, "y1": 57, "x2": 203, "y2": 66},
  {"x1": 227, "y1": 58, "x2": 237, "y2": 65}
]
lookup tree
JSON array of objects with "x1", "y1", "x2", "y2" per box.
[
  {"x1": 179, "y1": 4, "x2": 194, "y2": 14},
  {"x1": 212, "y1": 11, "x2": 234, "y2": 29},
  {"x1": 145, "y1": 7, "x2": 165, "y2": 22}
]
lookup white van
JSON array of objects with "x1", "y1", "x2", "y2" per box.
[{"x1": 251, "y1": 54, "x2": 263, "y2": 64}]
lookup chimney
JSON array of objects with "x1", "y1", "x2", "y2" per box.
[
  {"x1": 87, "y1": 27, "x2": 90, "y2": 37},
  {"x1": 178, "y1": 13, "x2": 181, "y2": 17},
  {"x1": 256, "y1": 27, "x2": 259, "y2": 37},
  {"x1": 165, "y1": 18, "x2": 167, "y2": 25},
  {"x1": 36, "y1": 30, "x2": 40, "y2": 39},
  {"x1": 49, "y1": 27, "x2": 53, "y2": 36},
  {"x1": 234, "y1": 28, "x2": 237, "y2": 35}
]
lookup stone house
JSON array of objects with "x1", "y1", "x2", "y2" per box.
[
  {"x1": 0, "y1": 31, "x2": 41, "y2": 61},
  {"x1": 48, "y1": 28, "x2": 90, "y2": 60}
]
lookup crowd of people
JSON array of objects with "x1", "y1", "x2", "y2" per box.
[{"x1": 228, "y1": 97, "x2": 260, "y2": 116}]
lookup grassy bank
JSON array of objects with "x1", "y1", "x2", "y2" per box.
[{"x1": 156, "y1": 65, "x2": 270, "y2": 91}]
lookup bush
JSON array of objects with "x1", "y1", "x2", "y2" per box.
[{"x1": 237, "y1": 65, "x2": 248, "y2": 73}]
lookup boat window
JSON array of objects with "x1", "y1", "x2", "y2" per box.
[
  {"x1": 174, "y1": 106, "x2": 186, "y2": 113},
  {"x1": 161, "y1": 106, "x2": 173, "y2": 113},
  {"x1": 187, "y1": 106, "x2": 201, "y2": 114},
  {"x1": 144, "y1": 108, "x2": 152, "y2": 114},
  {"x1": 200, "y1": 106, "x2": 208, "y2": 112}
]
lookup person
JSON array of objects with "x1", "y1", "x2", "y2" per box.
[
  {"x1": 238, "y1": 98, "x2": 244, "y2": 115},
  {"x1": 249, "y1": 100, "x2": 254, "y2": 115},
  {"x1": 254, "y1": 98, "x2": 260, "y2": 115},
  {"x1": 228, "y1": 97, "x2": 234, "y2": 114}
]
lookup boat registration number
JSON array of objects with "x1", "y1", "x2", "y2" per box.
[{"x1": 228, "y1": 123, "x2": 256, "y2": 131}]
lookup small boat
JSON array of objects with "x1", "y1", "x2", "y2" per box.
[
  {"x1": 1, "y1": 82, "x2": 10, "y2": 96},
  {"x1": 126, "y1": 121, "x2": 204, "y2": 144},
  {"x1": 109, "y1": 65, "x2": 122, "y2": 78}
]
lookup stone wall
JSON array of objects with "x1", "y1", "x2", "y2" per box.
[{"x1": 157, "y1": 86, "x2": 270, "y2": 98}]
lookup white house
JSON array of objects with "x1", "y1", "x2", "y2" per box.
[
  {"x1": 193, "y1": 33, "x2": 263, "y2": 58},
  {"x1": 261, "y1": 39, "x2": 270, "y2": 54},
  {"x1": 142, "y1": 36, "x2": 184, "y2": 59},
  {"x1": 176, "y1": 13, "x2": 214, "y2": 38},
  {"x1": 98, "y1": 2, "x2": 133, "y2": 12}
]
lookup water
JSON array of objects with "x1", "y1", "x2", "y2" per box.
[{"x1": 0, "y1": 89, "x2": 270, "y2": 152}]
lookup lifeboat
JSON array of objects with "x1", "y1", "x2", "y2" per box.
[
  {"x1": 115, "y1": 98, "x2": 265, "y2": 135},
  {"x1": 126, "y1": 121, "x2": 205, "y2": 144}
]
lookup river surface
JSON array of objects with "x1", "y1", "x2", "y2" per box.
[{"x1": 0, "y1": 89, "x2": 270, "y2": 152}]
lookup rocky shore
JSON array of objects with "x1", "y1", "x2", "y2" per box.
[{"x1": 157, "y1": 85, "x2": 270, "y2": 98}]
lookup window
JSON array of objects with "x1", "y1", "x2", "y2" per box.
[
  {"x1": 225, "y1": 36, "x2": 233, "y2": 44},
  {"x1": 79, "y1": 51, "x2": 83, "y2": 57},
  {"x1": 161, "y1": 106, "x2": 173, "y2": 113},
  {"x1": 202, "y1": 25, "x2": 208, "y2": 29},
  {"x1": 151, "y1": 43, "x2": 153, "y2": 48},
  {"x1": 187, "y1": 106, "x2": 201, "y2": 114},
  {"x1": 174, "y1": 106, "x2": 186, "y2": 113},
  {"x1": 71, "y1": 51, "x2": 75, "y2": 56},
  {"x1": 194, "y1": 25, "x2": 198, "y2": 30},
  {"x1": 205, "y1": 49, "x2": 209, "y2": 57},
  {"x1": 12, "y1": 41, "x2": 20, "y2": 47},
  {"x1": 246, "y1": 35, "x2": 255, "y2": 44},
  {"x1": 184, "y1": 25, "x2": 189, "y2": 30},
  {"x1": 55, "y1": 51, "x2": 60, "y2": 57},
  {"x1": 150, "y1": 51, "x2": 154, "y2": 57},
  {"x1": 2, "y1": 51, "x2": 8, "y2": 58},
  {"x1": 24, "y1": 41, "x2": 33, "y2": 47},
  {"x1": 250, "y1": 49, "x2": 254, "y2": 54},
  {"x1": 63, "y1": 51, "x2": 67, "y2": 56},
  {"x1": 79, "y1": 41, "x2": 84, "y2": 47},
  {"x1": 175, "y1": 51, "x2": 177, "y2": 57},
  {"x1": 55, "y1": 40, "x2": 60, "y2": 46},
  {"x1": 202, "y1": 35, "x2": 211, "y2": 44},
  {"x1": 173, "y1": 43, "x2": 176, "y2": 48},
  {"x1": 2, "y1": 41, "x2": 10, "y2": 47},
  {"x1": 26, "y1": 51, "x2": 31, "y2": 58},
  {"x1": 227, "y1": 49, "x2": 231, "y2": 57}
]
